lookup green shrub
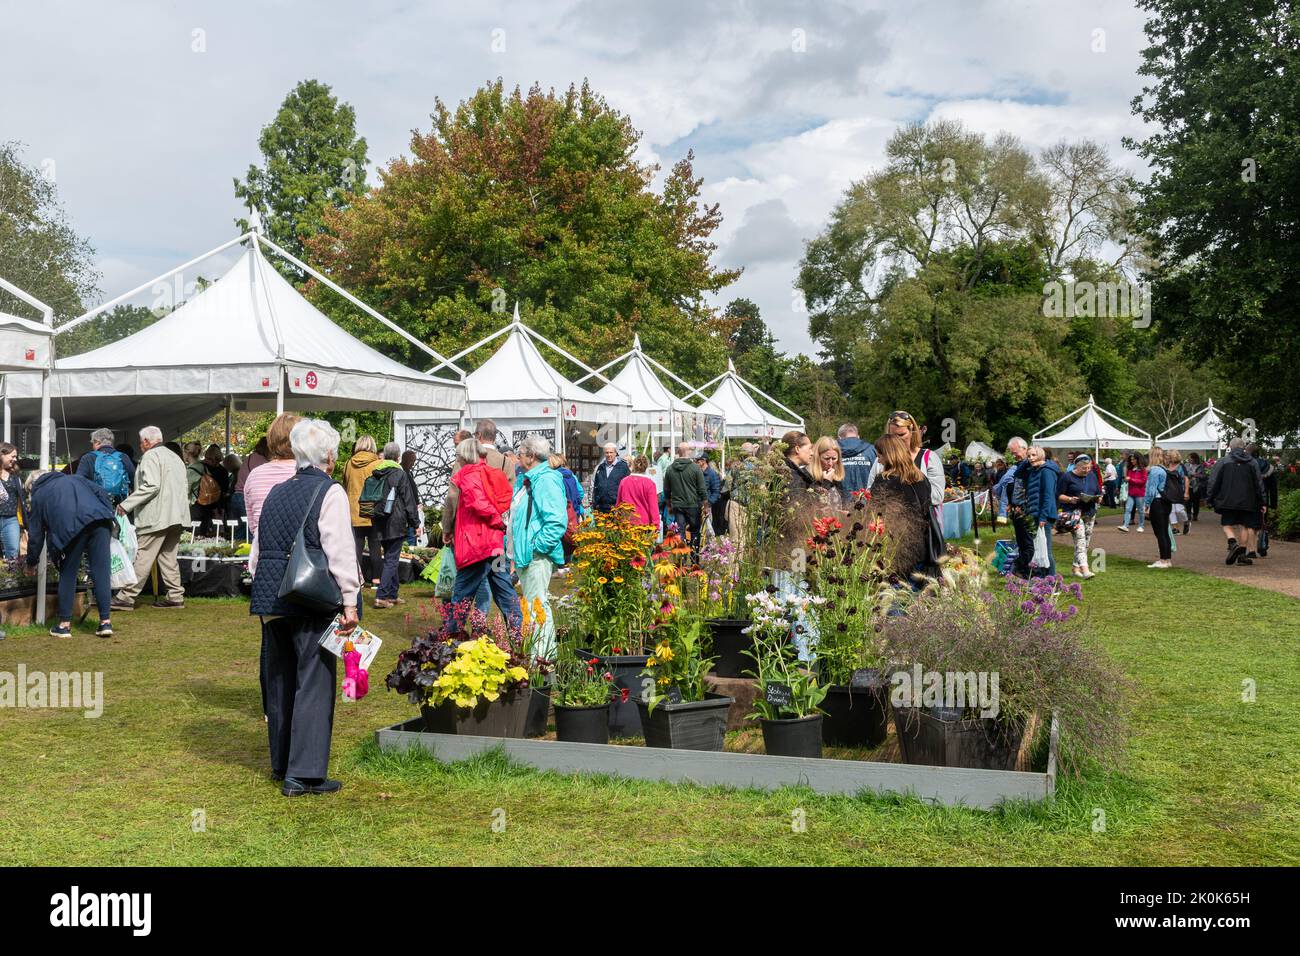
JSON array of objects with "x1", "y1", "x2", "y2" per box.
[{"x1": 1276, "y1": 488, "x2": 1300, "y2": 538}]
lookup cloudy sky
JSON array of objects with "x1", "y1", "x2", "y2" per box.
[{"x1": 1, "y1": 0, "x2": 1151, "y2": 357}]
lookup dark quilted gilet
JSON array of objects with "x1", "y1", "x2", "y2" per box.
[{"x1": 250, "y1": 467, "x2": 336, "y2": 617}]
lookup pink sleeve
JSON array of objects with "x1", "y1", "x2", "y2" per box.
[{"x1": 317, "y1": 483, "x2": 361, "y2": 607}]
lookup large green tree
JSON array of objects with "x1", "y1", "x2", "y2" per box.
[
  {"x1": 1127, "y1": 0, "x2": 1300, "y2": 435},
  {"x1": 304, "y1": 80, "x2": 739, "y2": 382},
  {"x1": 234, "y1": 79, "x2": 370, "y2": 263},
  {"x1": 0, "y1": 141, "x2": 98, "y2": 319}
]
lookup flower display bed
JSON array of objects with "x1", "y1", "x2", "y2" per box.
[
  {"x1": 0, "y1": 588, "x2": 85, "y2": 625},
  {"x1": 374, "y1": 715, "x2": 1059, "y2": 809}
]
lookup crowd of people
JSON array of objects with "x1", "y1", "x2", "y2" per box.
[{"x1": 6, "y1": 406, "x2": 1286, "y2": 797}]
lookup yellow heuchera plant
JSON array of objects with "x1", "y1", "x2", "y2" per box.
[{"x1": 430, "y1": 638, "x2": 529, "y2": 709}]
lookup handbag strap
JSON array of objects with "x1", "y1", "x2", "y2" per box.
[{"x1": 292, "y1": 478, "x2": 332, "y2": 550}]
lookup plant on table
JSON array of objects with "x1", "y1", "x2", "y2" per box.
[
  {"x1": 880, "y1": 568, "x2": 1130, "y2": 775},
  {"x1": 731, "y1": 443, "x2": 792, "y2": 602},
  {"x1": 571, "y1": 504, "x2": 656, "y2": 655},
  {"x1": 803, "y1": 499, "x2": 891, "y2": 685}
]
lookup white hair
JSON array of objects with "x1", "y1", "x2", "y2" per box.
[
  {"x1": 290, "y1": 418, "x2": 340, "y2": 469},
  {"x1": 455, "y1": 437, "x2": 480, "y2": 464},
  {"x1": 521, "y1": 434, "x2": 551, "y2": 459},
  {"x1": 837, "y1": 423, "x2": 859, "y2": 439},
  {"x1": 382, "y1": 440, "x2": 401, "y2": 461},
  {"x1": 1007, "y1": 436, "x2": 1027, "y2": 452},
  {"x1": 91, "y1": 427, "x2": 115, "y2": 446},
  {"x1": 138, "y1": 426, "x2": 163, "y2": 445},
  {"x1": 603, "y1": 442, "x2": 618, "y2": 452}
]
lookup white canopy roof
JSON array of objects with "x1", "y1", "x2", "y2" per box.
[
  {"x1": 590, "y1": 335, "x2": 725, "y2": 425},
  {"x1": 964, "y1": 440, "x2": 999, "y2": 462},
  {"x1": 453, "y1": 310, "x2": 629, "y2": 424},
  {"x1": 1034, "y1": 395, "x2": 1150, "y2": 451},
  {"x1": 1155, "y1": 400, "x2": 1243, "y2": 450},
  {"x1": 0, "y1": 310, "x2": 54, "y2": 370},
  {"x1": 702, "y1": 359, "x2": 802, "y2": 438},
  {"x1": 4, "y1": 237, "x2": 466, "y2": 437}
]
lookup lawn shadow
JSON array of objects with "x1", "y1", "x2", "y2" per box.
[{"x1": 180, "y1": 678, "x2": 268, "y2": 774}]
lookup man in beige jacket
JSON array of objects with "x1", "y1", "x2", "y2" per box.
[{"x1": 112, "y1": 425, "x2": 191, "y2": 610}]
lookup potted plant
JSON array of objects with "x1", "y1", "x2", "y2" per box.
[
  {"x1": 385, "y1": 600, "x2": 533, "y2": 737},
  {"x1": 882, "y1": 565, "x2": 1131, "y2": 773},
  {"x1": 551, "y1": 645, "x2": 625, "y2": 745},
  {"x1": 804, "y1": 500, "x2": 893, "y2": 746},
  {"x1": 520, "y1": 596, "x2": 556, "y2": 737},
  {"x1": 637, "y1": 596, "x2": 733, "y2": 751},
  {"x1": 744, "y1": 621, "x2": 830, "y2": 758},
  {"x1": 711, "y1": 445, "x2": 794, "y2": 677},
  {"x1": 570, "y1": 505, "x2": 657, "y2": 735}
]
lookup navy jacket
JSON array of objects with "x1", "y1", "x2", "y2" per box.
[
  {"x1": 703, "y1": 467, "x2": 721, "y2": 505},
  {"x1": 592, "y1": 459, "x2": 630, "y2": 512},
  {"x1": 1058, "y1": 468, "x2": 1101, "y2": 517},
  {"x1": 838, "y1": 437, "x2": 877, "y2": 496},
  {"x1": 1025, "y1": 459, "x2": 1063, "y2": 523},
  {"x1": 26, "y1": 471, "x2": 115, "y2": 564},
  {"x1": 76, "y1": 448, "x2": 136, "y2": 498}
]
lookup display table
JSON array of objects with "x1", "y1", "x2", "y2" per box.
[
  {"x1": 140, "y1": 556, "x2": 248, "y2": 598},
  {"x1": 942, "y1": 499, "x2": 975, "y2": 539}
]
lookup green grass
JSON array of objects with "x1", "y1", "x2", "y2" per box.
[{"x1": 1, "y1": 546, "x2": 1297, "y2": 865}]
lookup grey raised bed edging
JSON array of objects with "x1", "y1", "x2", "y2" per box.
[{"x1": 375, "y1": 714, "x2": 1058, "y2": 810}]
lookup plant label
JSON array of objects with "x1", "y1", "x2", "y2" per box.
[
  {"x1": 765, "y1": 682, "x2": 793, "y2": 708},
  {"x1": 850, "y1": 668, "x2": 881, "y2": 690},
  {"x1": 663, "y1": 685, "x2": 683, "y2": 705}
]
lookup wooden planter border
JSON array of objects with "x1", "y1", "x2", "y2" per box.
[{"x1": 374, "y1": 714, "x2": 1058, "y2": 810}]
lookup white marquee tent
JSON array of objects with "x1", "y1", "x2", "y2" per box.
[
  {"x1": 3, "y1": 232, "x2": 467, "y2": 449},
  {"x1": 1033, "y1": 395, "x2": 1151, "y2": 459},
  {"x1": 577, "y1": 334, "x2": 725, "y2": 454},
  {"x1": 689, "y1": 358, "x2": 803, "y2": 440},
  {"x1": 1156, "y1": 400, "x2": 1257, "y2": 452},
  {"x1": 395, "y1": 306, "x2": 631, "y2": 504},
  {"x1": 0, "y1": 277, "x2": 57, "y2": 623}
]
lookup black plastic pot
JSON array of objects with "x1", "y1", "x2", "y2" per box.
[
  {"x1": 577, "y1": 649, "x2": 650, "y2": 737},
  {"x1": 420, "y1": 686, "x2": 532, "y2": 738},
  {"x1": 821, "y1": 680, "x2": 891, "y2": 748},
  {"x1": 523, "y1": 682, "x2": 552, "y2": 738},
  {"x1": 707, "y1": 618, "x2": 753, "y2": 678},
  {"x1": 635, "y1": 692, "x2": 735, "y2": 751},
  {"x1": 761, "y1": 714, "x2": 823, "y2": 758},
  {"x1": 892, "y1": 707, "x2": 1025, "y2": 770},
  {"x1": 554, "y1": 703, "x2": 611, "y2": 744}
]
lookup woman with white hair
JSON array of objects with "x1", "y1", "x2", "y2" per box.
[
  {"x1": 510, "y1": 433, "x2": 568, "y2": 657},
  {"x1": 249, "y1": 419, "x2": 359, "y2": 797}
]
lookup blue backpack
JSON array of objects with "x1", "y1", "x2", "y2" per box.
[{"x1": 92, "y1": 450, "x2": 130, "y2": 501}]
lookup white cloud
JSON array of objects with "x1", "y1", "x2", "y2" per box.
[{"x1": 1, "y1": 0, "x2": 1154, "y2": 360}]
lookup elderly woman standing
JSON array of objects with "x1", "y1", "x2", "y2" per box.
[
  {"x1": 511, "y1": 434, "x2": 567, "y2": 658},
  {"x1": 1058, "y1": 453, "x2": 1101, "y2": 579},
  {"x1": 250, "y1": 419, "x2": 359, "y2": 797},
  {"x1": 448, "y1": 438, "x2": 521, "y2": 628}
]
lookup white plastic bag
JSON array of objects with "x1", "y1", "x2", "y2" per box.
[
  {"x1": 1030, "y1": 526, "x2": 1049, "y2": 568},
  {"x1": 109, "y1": 537, "x2": 138, "y2": 589},
  {"x1": 116, "y1": 514, "x2": 138, "y2": 565}
]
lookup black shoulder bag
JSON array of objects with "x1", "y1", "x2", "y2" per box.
[{"x1": 277, "y1": 480, "x2": 343, "y2": 614}]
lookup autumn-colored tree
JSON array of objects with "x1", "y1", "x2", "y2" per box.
[{"x1": 305, "y1": 80, "x2": 738, "y2": 381}]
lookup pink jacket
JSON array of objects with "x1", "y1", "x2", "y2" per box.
[{"x1": 616, "y1": 473, "x2": 661, "y2": 534}]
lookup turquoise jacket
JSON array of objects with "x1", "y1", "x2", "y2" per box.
[{"x1": 511, "y1": 460, "x2": 567, "y2": 567}]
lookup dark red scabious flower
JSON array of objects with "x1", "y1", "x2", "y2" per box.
[{"x1": 620, "y1": 687, "x2": 630, "y2": 703}]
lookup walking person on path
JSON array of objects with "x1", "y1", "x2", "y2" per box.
[
  {"x1": 1207, "y1": 437, "x2": 1266, "y2": 566},
  {"x1": 1142, "y1": 448, "x2": 1175, "y2": 569},
  {"x1": 1118, "y1": 452, "x2": 1147, "y2": 533}
]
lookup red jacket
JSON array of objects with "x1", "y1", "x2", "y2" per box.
[
  {"x1": 452, "y1": 462, "x2": 506, "y2": 567},
  {"x1": 616, "y1": 473, "x2": 661, "y2": 535}
]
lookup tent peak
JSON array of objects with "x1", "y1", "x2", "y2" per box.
[
  {"x1": 727, "y1": 357, "x2": 736, "y2": 373},
  {"x1": 633, "y1": 332, "x2": 641, "y2": 350}
]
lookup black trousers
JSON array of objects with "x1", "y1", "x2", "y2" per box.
[
  {"x1": 353, "y1": 525, "x2": 382, "y2": 582},
  {"x1": 1188, "y1": 488, "x2": 1203, "y2": 520},
  {"x1": 1149, "y1": 498, "x2": 1173, "y2": 561},
  {"x1": 263, "y1": 614, "x2": 337, "y2": 780},
  {"x1": 712, "y1": 493, "x2": 730, "y2": 535},
  {"x1": 672, "y1": 506, "x2": 703, "y2": 562},
  {"x1": 1011, "y1": 512, "x2": 1035, "y2": 577}
]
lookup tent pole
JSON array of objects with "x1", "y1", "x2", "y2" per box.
[
  {"x1": 224, "y1": 399, "x2": 232, "y2": 455},
  {"x1": 3, "y1": 389, "x2": 9, "y2": 444},
  {"x1": 276, "y1": 367, "x2": 285, "y2": 415},
  {"x1": 36, "y1": 366, "x2": 50, "y2": 626}
]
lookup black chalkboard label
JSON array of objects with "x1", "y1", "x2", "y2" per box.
[
  {"x1": 765, "y1": 682, "x2": 793, "y2": 707},
  {"x1": 663, "y1": 685, "x2": 683, "y2": 705},
  {"x1": 850, "y1": 668, "x2": 881, "y2": 690}
]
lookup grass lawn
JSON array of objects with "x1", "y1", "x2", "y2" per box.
[{"x1": 1, "y1": 538, "x2": 1297, "y2": 866}]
